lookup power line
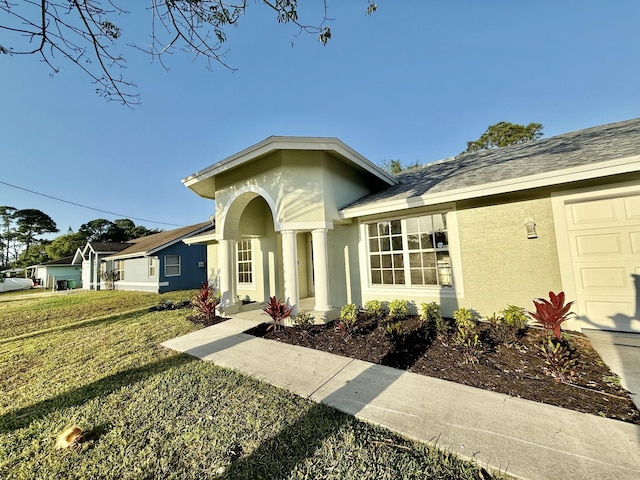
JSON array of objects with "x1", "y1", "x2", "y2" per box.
[{"x1": 0, "y1": 180, "x2": 187, "y2": 227}]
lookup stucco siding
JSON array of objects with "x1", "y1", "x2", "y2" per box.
[
  {"x1": 114, "y1": 257, "x2": 157, "y2": 293},
  {"x1": 36, "y1": 265, "x2": 82, "y2": 288},
  {"x1": 322, "y1": 153, "x2": 386, "y2": 220},
  {"x1": 327, "y1": 223, "x2": 362, "y2": 308},
  {"x1": 455, "y1": 195, "x2": 562, "y2": 317}
]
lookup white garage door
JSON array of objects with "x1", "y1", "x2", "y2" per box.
[{"x1": 566, "y1": 194, "x2": 640, "y2": 332}]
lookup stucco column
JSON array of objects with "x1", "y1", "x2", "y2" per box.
[
  {"x1": 281, "y1": 229, "x2": 299, "y2": 314},
  {"x1": 92, "y1": 254, "x2": 98, "y2": 290},
  {"x1": 218, "y1": 239, "x2": 238, "y2": 313},
  {"x1": 312, "y1": 228, "x2": 332, "y2": 312}
]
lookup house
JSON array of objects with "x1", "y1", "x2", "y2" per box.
[
  {"x1": 102, "y1": 222, "x2": 213, "y2": 293},
  {"x1": 182, "y1": 119, "x2": 640, "y2": 333},
  {"x1": 72, "y1": 242, "x2": 130, "y2": 290},
  {"x1": 31, "y1": 255, "x2": 82, "y2": 289}
]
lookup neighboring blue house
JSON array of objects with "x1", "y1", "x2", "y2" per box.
[{"x1": 102, "y1": 222, "x2": 213, "y2": 293}]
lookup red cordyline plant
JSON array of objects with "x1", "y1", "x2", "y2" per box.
[
  {"x1": 529, "y1": 291, "x2": 575, "y2": 340},
  {"x1": 263, "y1": 296, "x2": 293, "y2": 331},
  {"x1": 192, "y1": 281, "x2": 220, "y2": 320}
]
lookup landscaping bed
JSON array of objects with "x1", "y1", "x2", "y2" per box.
[{"x1": 247, "y1": 315, "x2": 640, "y2": 424}]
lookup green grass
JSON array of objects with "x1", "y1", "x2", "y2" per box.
[
  {"x1": 0, "y1": 289, "x2": 197, "y2": 338},
  {"x1": 0, "y1": 291, "x2": 499, "y2": 479}
]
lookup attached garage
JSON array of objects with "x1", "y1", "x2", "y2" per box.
[{"x1": 553, "y1": 184, "x2": 640, "y2": 333}]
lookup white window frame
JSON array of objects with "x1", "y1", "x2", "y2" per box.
[
  {"x1": 115, "y1": 259, "x2": 125, "y2": 281},
  {"x1": 148, "y1": 257, "x2": 156, "y2": 277},
  {"x1": 236, "y1": 239, "x2": 254, "y2": 287},
  {"x1": 362, "y1": 210, "x2": 462, "y2": 293},
  {"x1": 164, "y1": 255, "x2": 181, "y2": 277}
]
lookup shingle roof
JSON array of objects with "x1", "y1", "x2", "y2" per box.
[
  {"x1": 91, "y1": 242, "x2": 131, "y2": 253},
  {"x1": 41, "y1": 255, "x2": 76, "y2": 266},
  {"x1": 107, "y1": 222, "x2": 213, "y2": 258},
  {"x1": 342, "y1": 118, "x2": 640, "y2": 212}
]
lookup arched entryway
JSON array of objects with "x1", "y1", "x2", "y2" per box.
[{"x1": 216, "y1": 188, "x2": 332, "y2": 317}]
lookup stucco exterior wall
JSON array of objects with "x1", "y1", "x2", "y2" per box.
[
  {"x1": 116, "y1": 257, "x2": 157, "y2": 293},
  {"x1": 36, "y1": 265, "x2": 82, "y2": 288},
  {"x1": 455, "y1": 195, "x2": 562, "y2": 317},
  {"x1": 327, "y1": 223, "x2": 362, "y2": 308}
]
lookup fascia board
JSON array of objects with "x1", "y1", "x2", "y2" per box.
[
  {"x1": 182, "y1": 136, "x2": 397, "y2": 188},
  {"x1": 146, "y1": 226, "x2": 214, "y2": 254},
  {"x1": 182, "y1": 232, "x2": 219, "y2": 245},
  {"x1": 104, "y1": 252, "x2": 147, "y2": 261},
  {"x1": 340, "y1": 154, "x2": 640, "y2": 219}
]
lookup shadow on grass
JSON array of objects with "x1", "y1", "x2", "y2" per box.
[
  {"x1": 224, "y1": 364, "x2": 417, "y2": 479},
  {"x1": 224, "y1": 402, "x2": 350, "y2": 479},
  {"x1": 0, "y1": 308, "x2": 152, "y2": 344},
  {"x1": 0, "y1": 353, "x2": 194, "y2": 434}
]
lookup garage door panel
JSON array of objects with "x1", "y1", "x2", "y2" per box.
[
  {"x1": 631, "y1": 232, "x2": 640, "y2": 253},
  {"x1": 568, "y1": 199, "x2": 617, "y2": 225},
  {"x1": 624, "y1": 195, "x2": 640, "y2": 219},
  {"x1": 580, "y1": 298, "x2": 638, "y2": 331},
  {"x1": 563, "y1": 193, "x2": 640, "y2": 333},
  {"x1": 569, "y1": 226, "x2": 635, "y2": 259},
  {"x1": 573, "y1": 233, "x2": 621, "y2": 256},
  {"x1": 579, "y1": 267, "x2": 627, "y2": 288}
]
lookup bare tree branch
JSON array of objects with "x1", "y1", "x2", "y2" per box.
[{"x1": 0, "y1": 1, "x2": 378, "y2": 107}]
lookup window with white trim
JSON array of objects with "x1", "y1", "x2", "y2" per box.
[
  {"x1": 115, "y1": 260, "x2": 125, "y2": 281},
  {"x1": 367, "y1": 213, "x2": 452, "y2": 287},
  {"x1": 148, "y1": 257, "x2": 156, "y2": 277},
  {"x1": 237, "y1": 239, "x2": 253, "y2": 285},
  {"x1": 164, "y1": 255, "x2": 181, "y2": 277}
]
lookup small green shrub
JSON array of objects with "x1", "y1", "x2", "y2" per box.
[
  {"x1": 453, "y1": 307, "x2": 479, "y2": 330},
  {"x1": 501, "y1": 305, "x2": 528, "y2": 330},
  {"x1": 384, "y1": 321, "x2": 404, "y2": 341},
  {"x1": 336, "y1": 303, "x2": 358, "y2": 334},
  {"x1": 420, "y1": 301, "x2": 448, "y2": 336},
  {"x1": 364, "y1": 300, "x2": 387, "y2": 319},
  {"x1": 293, "y1": 310, "x2": 315, "y2": 329},
  {"x1": 340, "y1": 303, "x2": 358, "y2": 324},
  {"x1": 388, "y1": 299, "x2": 408, "y2": 320},
  {"x1": 537, "y1": 338, "x2": 577, "y2": 382},
  {"x1": 453, "y1": 307, "x2": 481, "y2": 362}
]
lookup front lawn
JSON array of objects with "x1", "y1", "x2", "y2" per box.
[{"x1": 0, "y1": 291, "x2": 498, "y2": 479}]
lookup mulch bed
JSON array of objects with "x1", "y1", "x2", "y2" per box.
[
  {"x1": 246, "y1": 315, "x2": 640, "y2": 424},
  {"x1": 187, "y1": 314, "x2": 230, "y2": 328}
]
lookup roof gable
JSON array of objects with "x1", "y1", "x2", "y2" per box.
[
  {"x1": 105, "y1": 222, "x2": 213, "y2": 260},
  {"x1": 182, "y1": 136, "x2": 397, "y2": 199}
]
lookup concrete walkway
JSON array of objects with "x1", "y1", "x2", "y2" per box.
[
  {"x1": 162, "y1": 317, "x2": 640, "y2": 480},
  {"x1": 583, "y1": 329, "x2": 640, "y2": 410}
]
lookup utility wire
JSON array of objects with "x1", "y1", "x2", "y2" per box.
[{"x1": 0, "y1": 180, "x2": 186, "y2": 227}]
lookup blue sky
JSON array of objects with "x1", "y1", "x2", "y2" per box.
[{"x1": 1, "y1": 1, "x2": 639, "y2": 237}]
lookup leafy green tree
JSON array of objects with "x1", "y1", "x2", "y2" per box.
[
  {"x1": 465, "y1": 121, "x2": 543, "y2": 153},
  {"x1": 109, "y1": 219, "x2": 161, "y2": 242},
  {"x1": 14, "y1": 209, "x2": 59, "y2": 264},
  {"x1": 78, "y1": 218, "x2": 161, "y2": 243},
  {"x1": 0, "y1": 1, "x2": 379, "y2": 106},
  {"x1": 46, "y1": 232, "x2": 87, "y2": 260},
  {"x1": 19, "y1": 242, "x2": 51, "y2": 267},
  {"x1": 380, "y1": 159, "x2": 420, "y2": 174},
  {"x1": 0, "y1": 206, "x2": 17, "y2": 268},
  {"x1": 78, "y1": 219, "x2": 114, "y2": 242}
]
